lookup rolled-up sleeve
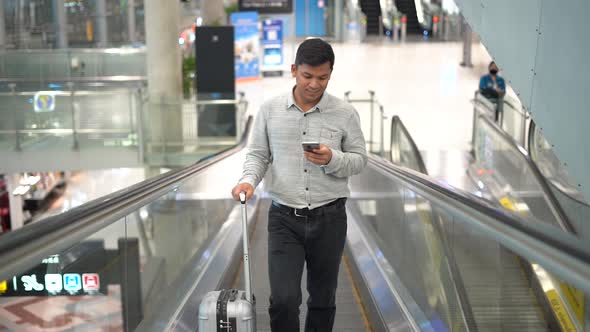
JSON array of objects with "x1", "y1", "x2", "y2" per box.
[
  {"x1": 239, "y1": 106, "x2": 271, "y2": 187},
  {"x1": 323, "y1": 110, "x2": 368, "y2": 177}
]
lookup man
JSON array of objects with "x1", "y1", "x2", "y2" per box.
[
  {"x1": 479, "y1": 61, "x2": 506, "y2": 121},
  {"x1": 479, "y1": 61, "x2": 506, "y2": 98},
  {"x1": 231, "y1": 38, "x2": 367, "y2": 331}
]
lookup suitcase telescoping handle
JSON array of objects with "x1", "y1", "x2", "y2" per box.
[{"x1": 239, "y1": 192, "x2": 253, "y2": 302}]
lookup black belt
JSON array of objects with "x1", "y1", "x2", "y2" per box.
[{"x1": 271, "y1": 198, "x2": 346, "y2": 217}]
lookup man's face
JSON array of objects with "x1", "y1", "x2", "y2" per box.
[
  {"x1": 489, "y1": 63, "x2": 499, "y2": 73},
  {"x1": 291, "y1": 62, "x2": 332, "y2": 103}
]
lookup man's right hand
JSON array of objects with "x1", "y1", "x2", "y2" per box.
[{"x1": 231, "y1": 183, "x2": 254, "y2": 202}]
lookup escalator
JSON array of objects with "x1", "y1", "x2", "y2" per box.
[
  {"x1": 0, "y1": 117, "x2": 589, "y2": 332},
  {"x1": 382, "y1": 117, "x2": 550, "y2": 331},
  {"x1": 394, "y1": 0, "x2": 422, "y2": 34},
  {"x1": 360, "y1": 0, "x2": 383, "y2": 36}
]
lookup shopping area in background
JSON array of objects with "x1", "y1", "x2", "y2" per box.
[{"x1": 0, "y1": 172, "x2": 66, "y2": 234}]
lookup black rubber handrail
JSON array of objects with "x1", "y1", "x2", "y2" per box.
[{"x1": 0, "y1": 116, "x2": 253, "y2": 281}]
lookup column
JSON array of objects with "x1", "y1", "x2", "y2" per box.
[
  {"x1": 0, "y1": 0, "x2": 6, "y2": 49},
  {"x1": 202, "y1": 0, "x2": 226, "y2": 25},
  {"x1": 95, "y1": 0, "x2": 108, "y2": 47},
  {"x1": 460, "y1": 14, "x2": 473, "y2": 67},
  {"x1": 5, "y1": 174, "x2": 24, "y2": 230},
  {"x1": 54, "y1": 0, "x2": 68, "y2": 48},
  {"x1": 144, "y1": 0, "x2": 182, "y2": 152},
  {"x1": 127, "y1": 0, "x2": 136, "y2": 43},
  {"x1": 334, "y1": 0, "x2": 343, "y2": 42}
]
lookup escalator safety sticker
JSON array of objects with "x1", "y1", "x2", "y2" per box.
[
  {"x1": 560, "y1": 282, "x2": 585, "y2": 326},
  {"x1": 499, "y1": 197, "x2": 516, "y2": 211},
  {"x1": 546, "y1": 289, "x2": 576, "y2": 332}
]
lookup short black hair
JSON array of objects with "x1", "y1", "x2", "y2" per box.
[
  {"x1": 295, "y1": 38, "x2": 335, "y2": 70},
  {"x1": 489, "y1": 61, "x2": 496, "y2": 68}
]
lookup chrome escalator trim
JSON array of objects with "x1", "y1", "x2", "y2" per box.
[{"x1": 345, "y1": 203, "x2": 423, "y2": 331}]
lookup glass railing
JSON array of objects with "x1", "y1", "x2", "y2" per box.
[
  {"x1": 470, "y1": 108, "x2": 589, "y2": 331},
  {"x1": 473, "y1": 91, "x2": 528, "y2": 148},
  {"x1": 141, "y1": 96, "x2": 249, "y2": 167},
  {"x1": 0, "y1": 48, "x2": 146, "y2": 81},
  {"x1": 0, "y1": 166, "x2": 242, "y2": 331},
  {"x1": 471, "y1": 104, "x2": 572, "y2": 233},
  {"x1": 529, "y1": 121, "x2": 590, "y2": 240},
  {"x1": 390, "y1": 115, "x2": 427, "y2": 173},
  {"x1": 499, "y1": 95, "x2": 527, "y2": 147},
  {"x1": 0, "y1": 85, "x2": 249, "y2": 170},
  {"x1": 0, "y1": 118, "x2": 252, "y2": 331},
  {"x1": 353, "y1": 157, "x2": 590, "y2": 332},
  {"x1": 0, "y1": 87, "x2": 141, "y2": 153}
]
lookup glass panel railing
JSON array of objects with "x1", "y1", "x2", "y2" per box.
[
  {"x1": 0, "y1": 149, "x2": 245, "y2": 331},
  {"x1": 473, "y1": 91, "x2": 528, "y2": 148},
  {"x1": 0, "y1": 49, "x2": 146, "y2": 80},
  {"x1": 499, "y1": 96, "x2": 527, "y2": 148},
  {"x1": 141, "y1": 97, "x2": 249, "y2": 167},
  {"x1": 350, "y1": 163, "x2": 472, "y2": 331},
  {"x1": 529, "y1": 121, "x2": 590, "y2": 240},
  {"x1": 471, "y1": 106, "x2": 570, "y2": 232},
  {"x1": 0, "y1": 88, "x2": 140, "y2": 153},
  {"x1": 390, "y1": 116, "x2": 427, "y2": 173},
  {"x1": 352, "y1": 159, "x2": 590, "y2": 332}
]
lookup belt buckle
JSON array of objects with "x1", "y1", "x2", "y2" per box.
[{"x1": 294, "y1": 208, "x2": 306, "y2": 217}]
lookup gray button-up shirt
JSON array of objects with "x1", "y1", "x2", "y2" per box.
[{"x1": 239, "y1": 90, "x2": 368, "y2": 209}]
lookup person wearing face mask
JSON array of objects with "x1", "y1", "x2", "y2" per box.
[{"x1": 479, "y1": 61, "x2": 506, "y2": 121}]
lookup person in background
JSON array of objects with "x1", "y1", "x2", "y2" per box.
[{"x1": 479, "y1": 61, "x2": 506, "y2": 121}]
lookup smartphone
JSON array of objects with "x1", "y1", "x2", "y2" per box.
[{"x1": 302, "y1": 142, "x2": 320, "y2": 152}]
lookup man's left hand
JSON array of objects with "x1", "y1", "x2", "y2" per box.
[{"x1": 305, "y1": 144, "x2": 332, "y2": 166}]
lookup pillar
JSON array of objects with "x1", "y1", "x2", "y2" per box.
[
  {"x1": 144, "y1": 0, "x2": 182, "y2": 152},
  {"x1": 334, "y1": 0, "x2": 343, "y2": 42},
  {"x1": 0, "y1": 0, "x2": 6, "y2": 49},
  {"x1": 95, "y1": 0, "x2": 108, "y2": 47},
  {"x1": 127, "y1": 0, "x2": 136, "y2": 42},
  {"x1": 202, "y1": 0, "x2": 226, "y2": 25},
  {"x1": 54, "y1": 0, "x2": 68, "y2": 48},
  {"x1": 5, "y1": 174, "x2": 24, "y2": 230},
  {"x1": 460, "y1": 14, "x2": 473, "y2": 67}
]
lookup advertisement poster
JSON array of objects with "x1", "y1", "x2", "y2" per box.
[
  {"x1": 262, "y1": 19, "x2": 283, "y2": 67},
  {"x1": 230, "y1": 11, "x2": 260, "y2": 81}
]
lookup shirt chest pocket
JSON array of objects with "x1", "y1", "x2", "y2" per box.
[{"x1": 320, "y1": 128, "x2": 343, "y2": 150}]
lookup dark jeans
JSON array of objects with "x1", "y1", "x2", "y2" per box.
[{"x1": 267, "y1": 198, "x2": 347, "y2": 332}]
